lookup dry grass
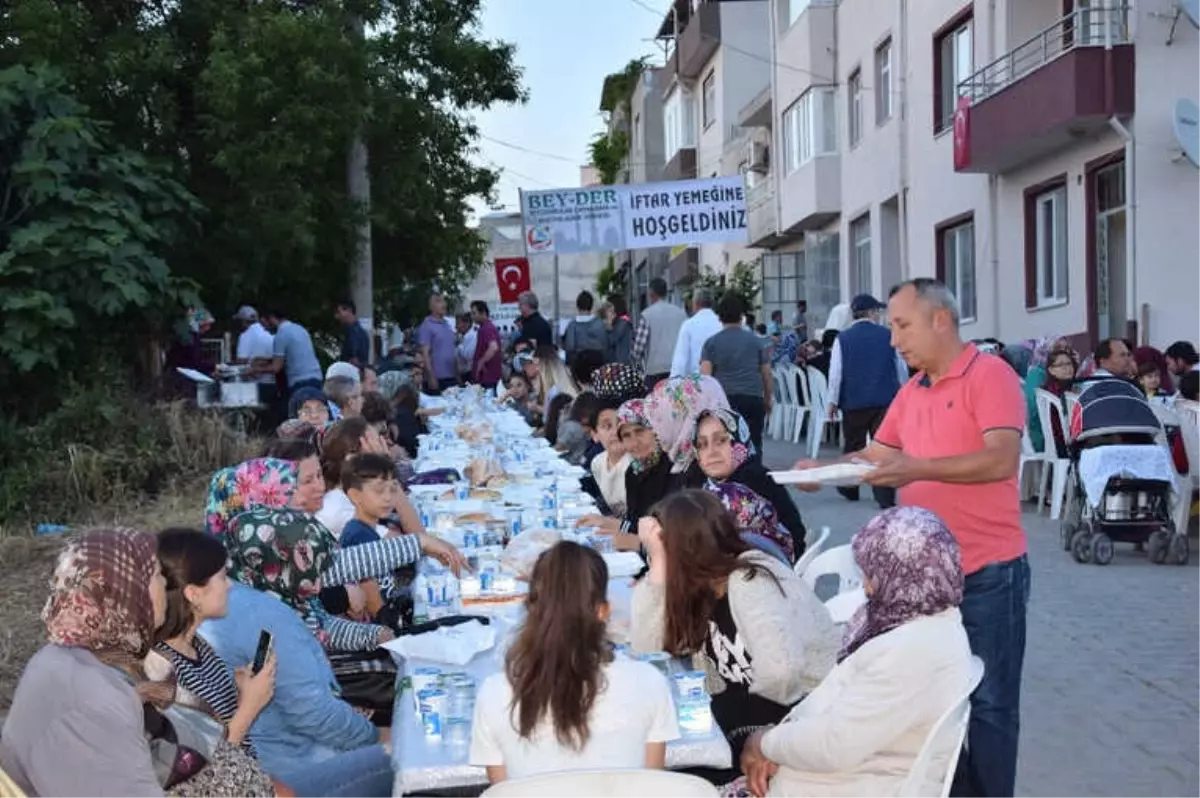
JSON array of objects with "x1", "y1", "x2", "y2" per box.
[
  {"x1": 0, "y1": 477, "x2": 208, "y2": 712},
  {"x1": 0, "y1": 475, "x2": 225, "y2": 712}
]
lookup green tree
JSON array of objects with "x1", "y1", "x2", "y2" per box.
[
  {"x1": 594, "y1": 254, "x2": 627, "y2": 299},
  {"x1": 695, "y1": 261, "x2": 763, "y2": 314},
  {"x1": 0, "y1": 65, "x2": 200, "y2": 404},
  {"x1": 2, "y1": 0, "x2": 524, "y2": 331}
]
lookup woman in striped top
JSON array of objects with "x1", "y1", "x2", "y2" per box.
[{"x1": 145, "y1": 528, "x2": 276, "y2": 754}]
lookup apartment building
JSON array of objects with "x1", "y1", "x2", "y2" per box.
[
  {"x1": 621, "y1": 66, "x2": 671, "y2": 313},
  {"x1": 656, "y1": 0, "x2": 772, "y2": 290},
  {"x1": 743, "y1": 0, "x2": 1198, "y2": 348}
]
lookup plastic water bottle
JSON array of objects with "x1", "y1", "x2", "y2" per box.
[{"x1": 412, "y1": 572, "x2": 430, "y2": 624}]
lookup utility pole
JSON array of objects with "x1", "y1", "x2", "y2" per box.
[{"x1": 348, "y1": 11, "x2": 374, "y2": 360}]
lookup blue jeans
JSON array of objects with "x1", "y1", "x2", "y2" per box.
[
  {"x1": 275, "y1": 744, "x2": 393, "y2": 797},
  {"x1": 952, "y1": 555, "x2": 1031, "y2": 798}
]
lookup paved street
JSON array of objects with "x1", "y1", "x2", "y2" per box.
[{"x1": 761, "y1": 438, "x2": 1200, "y2": 798}]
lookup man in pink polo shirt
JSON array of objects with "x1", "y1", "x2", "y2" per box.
[{"x1": 794, "y1": 278, "x2": 1028, "y2": 798}]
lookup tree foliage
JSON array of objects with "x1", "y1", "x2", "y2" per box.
[
  {"x1": 594, "y1": 254, "x2": 627, "y2": 300},
  {"x1": 588, "y1": 130, "x2": 629, "y2": 186},
  {"x1": 1, "y1": 0, "x2": 525, "y2": 332},
  {"x1": 695, "y1": 261, "x2": 763, "y2": 314},
  {"x1": 0, "y1": 64, "x2": 200, "y2": 382}
]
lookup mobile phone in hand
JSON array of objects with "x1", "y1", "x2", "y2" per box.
[{"x1": 252, "y1": 629, "x2": 274, "y2": 674}]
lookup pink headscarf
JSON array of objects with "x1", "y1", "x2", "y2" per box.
[{"x1": 642, "y1": 375, "x2": 730, "y2": 474}]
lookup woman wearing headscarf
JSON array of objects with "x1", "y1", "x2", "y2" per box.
[
  {"x1": 200, "y1": 511, "x2": 395, "y2": 797},
  {"x1": 0, "y1": 529, "x2": 274, "y2": 797},
  {"x1": 205, "y1": 455, "x2": 441, "y2": 652},
  {"x1": 1023, "y1": 338, "x2": 1078, "y2": 454},
  {"x1": 1133, "y1": 346, "x2": 1175, "y2": 395},
  {"x1": 578, "y1": 375, "x2": 730, "y2": 550},
  {"x1": 736, "y1": 507, "x2": 973, "y2": 798},
  {"x1": 693, "y1": 408, "x2": 807, "y2": 561}
]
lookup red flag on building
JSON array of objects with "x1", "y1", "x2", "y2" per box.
[
  {"x1": 495, "y1": 257, "x2": 531, "y2": 304},
  {"x1": 952, "y1": 95, "x2": 971, "y2": 171}
]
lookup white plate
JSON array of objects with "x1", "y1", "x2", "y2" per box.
[{"x1": 770, "y1": 463, "x2": 876, "y2": 487}]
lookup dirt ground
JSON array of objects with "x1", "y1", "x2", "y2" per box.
[{"x1": 0, "y1": 478, "x2": 206, "y2": 712}]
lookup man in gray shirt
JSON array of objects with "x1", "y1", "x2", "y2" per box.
[
  {"x1": 700, "y1": 292, "x2": 773, "y2": 454},
  {"x1": 259, "y1": 306, "x2": 324, "y2": 398}
]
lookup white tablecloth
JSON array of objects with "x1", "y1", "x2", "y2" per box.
[
  {"x1": 388, "y1": 579, "x2": 732, "y2": 795},
  {"x1": 392, "y1": 399, "x2": 730, "y2": 794}
]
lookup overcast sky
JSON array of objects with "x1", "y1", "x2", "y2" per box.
[{"x1": 469, "y1": 0, "x2": 671, "y2": 218}]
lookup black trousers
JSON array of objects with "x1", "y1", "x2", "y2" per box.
[
  {"x1": 728, "y1": 393, "x2": 766, "y2": 458},
  {"x1": 838, "y1": 406, "x2": 896, "y2": 508}
]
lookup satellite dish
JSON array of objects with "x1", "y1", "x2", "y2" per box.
[
  {"x1": 1172, "y1": 98, "x2": 1199, "y2": 168},
  {"x1": 1180, "y1": 0, "x2": 1200, "y2": 28}
]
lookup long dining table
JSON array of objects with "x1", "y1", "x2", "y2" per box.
[{"x1": 387, "y1": 399, "x2": 731, "y2": 795}]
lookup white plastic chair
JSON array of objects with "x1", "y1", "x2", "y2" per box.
[
  {"x1": 896, "y1": 655, "x2": 986, "y2": 797},
  {"x1": 1017, "y1": 422, "x2": 1045, "y2": 503},
  {"x1": 793, "y1": 525, "x2": 831, "y2": 577},
  {"x1": 800, "y1": 543, "x2": 862, "y2": 592},
  {"x1": 805, "y1": 367, "x2": 842, "y2": 458},
  {"x1": 481, "y1": 769, "x2": 719, "y2": 797},
  {"x1": 1173, "y1": 400, "x2": 1200, "y2": 535},
  {"x1": 1034, "y1": 389, "x2": 1073, "y2": 519},
  {"x1": 824, "y1": 586, "x2": 867, "y2": 624},
  {"x1": 766, "y1": 366, "x2": 786, "y2": 440},
  {"x1": 775, "y1": 365, "x2": 805, "y2": 443}
]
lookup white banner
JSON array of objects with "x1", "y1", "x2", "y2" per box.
[{"x1": 521, "y1": 175, "x2": 748, "y2": 255}]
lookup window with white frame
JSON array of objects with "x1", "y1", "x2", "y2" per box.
[
  {"x1": 663, "y1": 88, "x2": 697, "y2": 156},
  {"x1": 935, "y1": 17, "x2": 973, "y2": 131},
  {"x1": 875, "y1": 39, "x2": 892, "y2": 123},
  {"x1": 1034, "y1": 186, "x2": 1068, "y2": 305},
  {"x1": 848, "y1": 69, "x2": 863, "y2": 148},
  {"x1": 941, "y1": 220, "x2": 977, "y2": 322},
  {"x1": 850, "y1": 214, "x2": 871, "y2": 295},
  {"x1": 702, "y1": 72, "x2": 716, "y2": 129},
  {"x1": 781, "y1": 87, "x2": 837, "y2": 174}
]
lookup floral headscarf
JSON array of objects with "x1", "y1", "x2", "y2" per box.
[
  {"x1": 704, "y1": 480, "x2": 794, "y2": 564},
  {"x1": 1029, "y1": 336, "x2": 1059, "y2": 369},
  {"x1": 44, "y1": 529, "x2": 175, "y2": 706},
  {"x1": 226, "y1": 508, "x2": 337, "y2": 610},
  {"x1": 694, "y1": 408, "x2": 755, "y2": 475},
  {"x1": 839, "y1": 506, "x2": 964, "y2": 661},
  {"x1": 377, "y1": 369, "x2": 408, "y2": 401},
  {"x1": 205, "y1": 458, "x2": 298, "y2": 541},
  {"x1": 591, "y1": 363, "x2": 645, "y2": 405},
  {"x1": 643, "y1": 375, "x2": 731, "y2": 474},
  {"x1": 616, "y1": 398, "x2": 661, "y2": 474}
]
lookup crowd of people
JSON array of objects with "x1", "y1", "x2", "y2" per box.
[{"x1": 3, "y1": 277, "x2": 1196, "y2": 798}]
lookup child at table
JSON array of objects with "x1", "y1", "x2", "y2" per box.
[
  {"x1": 341, "y1": 453, "x2": 404, "y2": 621},
  {"x1": 586, "y1": 397, "x2": 631, "y2": 516},
  {"x1": 469, "y1": 542, "x2": 680, "y2": 783}
]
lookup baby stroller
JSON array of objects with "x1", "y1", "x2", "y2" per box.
[{"x1": 1059, "y1": 378, "x2": 1186, "y2": 565}]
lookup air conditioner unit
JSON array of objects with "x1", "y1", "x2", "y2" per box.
[{"x1": 749, "y1": 140, "x2": 769, "y2": 173}]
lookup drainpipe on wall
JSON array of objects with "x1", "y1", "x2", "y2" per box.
[
  {"x1": 897, "y1": 0, "x2": 910, "y2": 279},
  {"x1": 769, "y1": 0, "x2": 783, "y2": 247},
  {"x1": 987, "y1": 0, "x2": 1001, "y2": 335},
  {"x1": 1104, "y1": 2, "x2": 1138, "y2": 343}
]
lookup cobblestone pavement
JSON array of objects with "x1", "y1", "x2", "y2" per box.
[{"x1": 761, "y1": 438, "x2": 1200, "y2": 798}]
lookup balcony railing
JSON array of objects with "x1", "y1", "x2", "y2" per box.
[{"x1": 958, "y1": 5, "x2": 1131, "y2": 105}]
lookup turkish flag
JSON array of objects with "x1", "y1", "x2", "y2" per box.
[
  {"x1": 952, "y1": 95, "x2": 971, "y2": 171},
  {"x1": 495, "y1": 257, "x2": 531, "y2": 304}
]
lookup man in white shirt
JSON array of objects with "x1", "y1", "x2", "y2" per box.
[
  {"x1": 669, "y1": 287, "x2": 723, "y2": 378},
  {"x1": 455, "y1": 312, "x2": 478, "y2": 385},
  {"x1": 233, "y1": 305, "x2": 279, "y2": 428}
]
